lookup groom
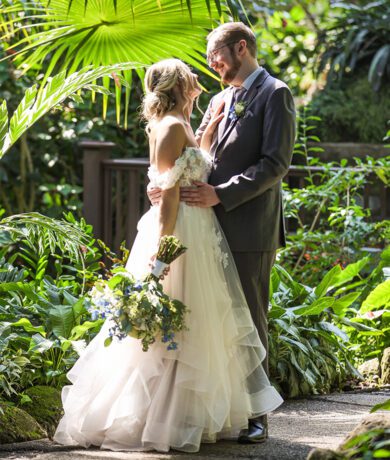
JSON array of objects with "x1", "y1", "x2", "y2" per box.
[{"x1": 182, "y1": 22, "x2": 296, "y2": 442}]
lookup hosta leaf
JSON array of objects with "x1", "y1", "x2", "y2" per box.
[
  {"x1": 7, "y1": 318, "x2": 46, "y2": 336},
  {"x1": 332, "y1": 257, "x2": 370, "y2": 289},
  {"x1": 0, "y1": 281, "x2": 42, "y2": 303},
  {"x1": 314, "y1": 265, "x2": 342, "y2": 298},
  {"x1": 318, "y1": 321, "x2": 349, "y2": 342},
  {"x1": 371, "y1": 398, "x2": 390, "y2": 413},
  {"x1": 48, "y1": 304, "x2": 76, "y2": 339},
  {"x1": 29, "y1": 333, "x2": 54, "y2": 353},
  {"x1": 273, "y1": 319, "x2": 302, "y2": 342},
  {"x1": 70, "y1": 320, "x2": 103, "y2": 340},
  {"x1": 279, "y1": 335, "x2": 310, "y2": 354},
  {"x1": 332, "y1": 292, "x2": 361, "y2": 316},
  {"x1": 360, "y1": 279, "x2": 390, "y2": 313},
  {"x1": 338, "y1": 316, "x2": 379, "y2": 332},
  {"x1": 294, "y1": 297, "x2": 335, "y2": 316}
]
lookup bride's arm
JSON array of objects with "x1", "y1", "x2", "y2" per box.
[
  {"x1": 154, "y1": 121, "x2": 186, "y2": 237},
  {"x1": 198, "y1": 100, "x2": 225, "y2": 153}
]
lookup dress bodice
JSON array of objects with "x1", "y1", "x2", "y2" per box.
[{"x1": 148, "y1": 147, "x2": 212, "y2": 190}]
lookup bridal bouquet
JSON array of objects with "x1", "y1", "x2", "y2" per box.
[{"x1": 86, "y1": 236, "x2": 188, "y2": 352}]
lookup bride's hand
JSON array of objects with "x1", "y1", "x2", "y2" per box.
[{"x1": 200, "y1": 101, "x2": 225, "y2": 152}]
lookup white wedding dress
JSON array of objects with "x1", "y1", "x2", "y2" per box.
[{"x1": 54, "y1": 147, "x2": 283, "y2": 453}]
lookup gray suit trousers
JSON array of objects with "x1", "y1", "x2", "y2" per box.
[{"x1": 231, "y1": 251, "x2": 276, "y2": 378}]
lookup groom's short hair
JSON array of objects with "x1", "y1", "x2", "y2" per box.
[{"x1": 207, "y1": 22, "x2": 257, "y2": 58}]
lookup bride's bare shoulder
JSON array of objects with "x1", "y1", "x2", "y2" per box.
[
  {"x1": 150, "y1": 116, "x2": 187, "y2": 169},
  {"x1": 151, "y1": 115, "x2": 186, "y2": 141}
]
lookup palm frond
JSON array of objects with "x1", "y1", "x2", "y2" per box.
[
  {"x1": 2, "y1": 0, "x2": 229, "y2": 125},
  {"x1": 0, "y1": 61, "x2": 143, "y2": 157}
]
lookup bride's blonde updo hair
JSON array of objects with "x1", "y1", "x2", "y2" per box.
[{"x1": 142, "y1": 59, "x2": 199, "y2": 125}]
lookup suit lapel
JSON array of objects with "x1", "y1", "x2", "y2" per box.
[{"x1": 215, "y1": 68, "x2": 270, "y2": 156}]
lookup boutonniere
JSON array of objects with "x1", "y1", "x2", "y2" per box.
[{"x1": 228, "y1": 101, "x2": 248, "y2": 121}]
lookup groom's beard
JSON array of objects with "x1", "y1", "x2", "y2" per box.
[{"x1": 221, "y1": 53, "x2": 241, "y2": 85}]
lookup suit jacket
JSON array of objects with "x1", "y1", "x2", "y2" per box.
[{"x1": 196, "y1": 68, "x2": 296, "y2": 252}]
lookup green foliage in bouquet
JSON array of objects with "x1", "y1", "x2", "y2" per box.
[
  {"x1": 87, "y1": 236, "x2": 189, "y2": 352},
  {"x1": 88, "y1": 269, "x2": 188, "y2": 352}
]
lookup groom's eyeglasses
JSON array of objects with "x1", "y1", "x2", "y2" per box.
[{"x1": 206, "y1": 41, "x2": 238, "y2": 64}]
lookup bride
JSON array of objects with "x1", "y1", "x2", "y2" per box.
[{"x1": 53, "y1": 58, "x2": 283, "y2": 453}]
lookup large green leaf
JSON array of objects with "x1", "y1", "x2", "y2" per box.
[
  {"x1": 370, "y1": 398, "x2": 390, "y2": 413},
  {"x1": 318, "y1": 321, "x2": 349, "y2": 342},
  {"x1": 7, "y1": 318, "x2": 46, "y2": 336},
  {"x1": 294, "y1": 297, "x2": 335, "y2": 316},
  {"x1": 49, "y1": 304, "x2": 76, "y2": 339},
  {"x1": 332, "y1": 256, "x2": 370, "y2": 289},
  {"x1": 332, "y1": 291, "x2": 361, "y2": 316},
  {"x1": 360, "y1": 279, "x2": 390, "y2": 313},
  {"x1": 0, "y1": 281, "x2": 42, "y2": 303},
  {"x1": 29, "y1": 333, "x2": 55, "y2": 353},
  {"x1": 3, "y1": 0, "x2": 229, "y2": 125},
  {"x1": 314, "y1": 265, "x2": 342, "y2": 298},
  {"x1": 70, "y1": 320, "x2": 103, "y2": 340}
]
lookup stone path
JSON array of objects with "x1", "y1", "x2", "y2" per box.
[{"x1": 0, "y1": 390, "x2": 389, "y2": 460}]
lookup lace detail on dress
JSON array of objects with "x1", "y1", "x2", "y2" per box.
[
  {"x1": 210, "y1": 228, "x2": 229, "y2": 269},
  {"x1": 148, "y1": 147, "x2": 212, "y2": 190}
]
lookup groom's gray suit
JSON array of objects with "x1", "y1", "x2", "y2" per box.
[{"x1": 196, "y1": 67, "x2": 296, "y2": 376}]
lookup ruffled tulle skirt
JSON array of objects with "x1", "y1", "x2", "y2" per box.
[{"x1": 54, "y1": 203, "x2": 283, "y2": 452}]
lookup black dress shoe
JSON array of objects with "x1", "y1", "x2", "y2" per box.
[{"x1": 237, "y1": 419, "x2": 268, "y2": 444}]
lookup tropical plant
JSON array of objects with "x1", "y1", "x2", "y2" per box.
[
  {"x1": 1, "y1": 0, "x2": 235, "y2": 126},
  {"x1": 0, "y1": 62, "x2": 148, "y2": 159},
  {"x1": 253, "y1": 2, "x2": 329, "y2": 94},
  {"x1": 309, "y1": 68, "x2": 390, "y2": 143},
  {"x1": 269, "y1": 262, "x2": 361, "y2": 398},
  {"x1": 317, "y1": 0, "x2": 390, "y2": 91},
  {"x1": 269, "y1": 247, "x2": 390, "y2": 398},
  {"x1": 0, "y1": 212, "x2": 104, "y2": 399},
  {"x1": 281, "y1": 106, "x2": 390, "y2": 284}
]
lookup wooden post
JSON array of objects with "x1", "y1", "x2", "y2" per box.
[{"x1": 81, "y1": 141, "x2": 115, "y2": 241}]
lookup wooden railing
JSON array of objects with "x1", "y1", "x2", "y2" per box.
[{"x1": 82, "y1": 141, "x2": 389, "y2": 252}]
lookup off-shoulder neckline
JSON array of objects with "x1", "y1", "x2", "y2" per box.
[{"x1": 148, "y1": 146, "x2": 205, "y2": 173}]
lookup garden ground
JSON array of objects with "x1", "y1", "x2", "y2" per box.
[{"x1": 0, "y1": 389, "x2": 388, "y2": 460}]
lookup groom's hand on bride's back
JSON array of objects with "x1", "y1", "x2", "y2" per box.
[
  {"x1": 147, "y1": 182, "x2": 220, "y2": 208},
  {"x1": 181, "y1": 182, "x2": 220, "y2": 208}
]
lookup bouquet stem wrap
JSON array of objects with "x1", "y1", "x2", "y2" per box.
[{"x1": 146, "y1": 235, "x2": 187, "y2": 282}]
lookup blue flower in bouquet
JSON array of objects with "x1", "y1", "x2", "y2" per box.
[
  {"x1": 86, "y1": 236, "x2": 189, "y2": 352},
  {"x1": 162, "y1": 332, "x2": 175, "y2": 343},
  {"x1": 134, "y1": 281, "x2": 143, "y2": 291}
]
